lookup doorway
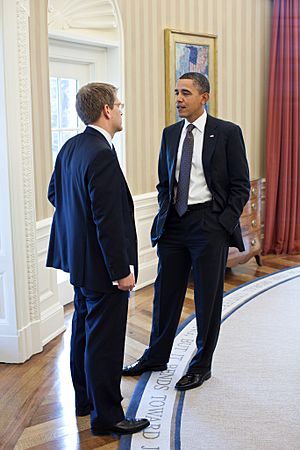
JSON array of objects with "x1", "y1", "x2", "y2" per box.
[{"x1": 48, "y1": 40, "x2": 110, "y2": 305}]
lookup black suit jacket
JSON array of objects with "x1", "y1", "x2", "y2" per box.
[
  {"x1": 151, "y1": 115, "x2": 250, "y2": 251},
  {"x1": 46, "y1": 126, "x2": 138, "y2": 292}
]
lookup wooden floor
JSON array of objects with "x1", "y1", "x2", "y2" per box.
[{"x1": 0, "y1": 254, "x2": 299, "y2": 450}]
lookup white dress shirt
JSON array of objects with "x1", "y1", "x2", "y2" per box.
[{"x1": 174, "y1": 110, "x2": 212, "y2": 204}]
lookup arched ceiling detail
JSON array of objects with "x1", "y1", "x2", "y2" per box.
[{"x1": 48, "y1": 0, "x2": 117, "y2": 32}]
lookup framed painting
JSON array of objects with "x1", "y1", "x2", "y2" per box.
[{"x1": 164, "y1": 29, "x2": 217, "y2": 125}]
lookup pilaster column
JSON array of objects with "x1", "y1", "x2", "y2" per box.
[{"x1": 0, "y1": 0, "x2": 64, "y2": 362}]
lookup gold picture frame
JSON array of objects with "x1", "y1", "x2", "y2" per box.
[{"x1": 164, "y1": 29, "x2": 217, "y2": 126}]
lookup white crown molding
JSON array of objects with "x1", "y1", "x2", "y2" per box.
[{"x1": 48, "y1": 0, "x2": 117, "y2": 32}]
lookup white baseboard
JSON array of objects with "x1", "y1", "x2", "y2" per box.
[{"x1": 0, "y1": 320, "x2": 42, "y2": 363}]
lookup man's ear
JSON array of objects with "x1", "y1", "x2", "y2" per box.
[
  {"x1": 202, "y1": 92, "x2": 210, "y2": 105},
  {"x1": 102, "y1": 104, "x2": 111, "y2": 119}
]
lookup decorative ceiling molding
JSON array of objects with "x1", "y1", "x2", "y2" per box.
[{"x1": 48, "y1": 0, "x2": 117, "y2": 32}]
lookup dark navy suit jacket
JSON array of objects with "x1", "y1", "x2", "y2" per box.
[
  {"x1": 151, "y1": 115, "x2": 250, "y2": 250},
  {"x1": 46, "y1": 126, "x2": 137, "y2": 293}
]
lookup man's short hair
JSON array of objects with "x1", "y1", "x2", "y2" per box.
[
  {"x1": 76, "y1": 82, "x2": 117, "y2": 125},
  {"x1": 179, "y1": 72, "x2": 210, "y2": 94}
]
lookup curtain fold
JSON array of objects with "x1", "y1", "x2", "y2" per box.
[{"x1": 263, "y1": 0, "x2": 299, "y2": 254}]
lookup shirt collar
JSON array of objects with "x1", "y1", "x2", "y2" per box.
[
  {"x1": 184, "y1": 109, "x2": 207, "y2": 133},
  {"x1": 88, "y1": 124, "x2": 113, "y2": 148}
]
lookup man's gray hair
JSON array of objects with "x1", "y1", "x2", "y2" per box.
[{"x1": 75, "y1": 82, "x2": 117, "y2": 125}]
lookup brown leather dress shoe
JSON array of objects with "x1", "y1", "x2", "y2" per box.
[
  {"x1": 91, "y1": 418, "x2": 150, "y2": 436},
  {"x1": 122, "y1": 358, "x2": 167, "y2": 376},
  {"x1": 175, "y1": 371, "x2": 211, "y2": 391}
]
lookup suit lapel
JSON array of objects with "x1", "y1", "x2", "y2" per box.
[
  {"x1": 202, "y1": 115, "x2": 218, "y2": 185},
  {"x1": 168, "y1": 121, "x2": 185, "y2": 189}
]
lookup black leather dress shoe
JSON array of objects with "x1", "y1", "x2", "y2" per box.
[
  {"x1": 76, "y1": 405, "x2": 90, "y2": 416},
  {"x1": 91, "y1": 418, "x2": 150, "y2": 436},
  {"x1": 175, "y1": 371, "x2": 211, "y2": 391},
  {"x1": 122, "y1": 358, "x2": 167, "y2": 376}
]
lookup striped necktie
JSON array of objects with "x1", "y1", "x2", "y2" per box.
[{"x1": 175, "y1": 124, "x2": 195, "y2": 217}]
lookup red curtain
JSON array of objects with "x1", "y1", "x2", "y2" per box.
[{"x1": 263, "y1": 0, "x2": 300, "y2": 254}]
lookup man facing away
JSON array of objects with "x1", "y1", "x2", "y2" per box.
[
  {"x1": 123, "y1": 72, "x2": 250, "y2": 391},
  {"x1": 46, "y1": 82, "x2": 149, "y2": 435}
]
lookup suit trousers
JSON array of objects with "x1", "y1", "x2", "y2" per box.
[
  {"x1": 70, "y1": 286, "x2": 128, "y2": 428},
  {"x1": 143, "y1": 205, "x2": 229, "y2": 373}
]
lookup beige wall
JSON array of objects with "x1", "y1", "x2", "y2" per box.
[
  {"x1": 117, "y1": 0, "x2": 272, "y2": 195},
  {"x1": 30, "y1": 0, "x2": 272, "y2": 219},
  {"x1": 29, "y1": 0, "x2": 53, "y2": 220}
]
